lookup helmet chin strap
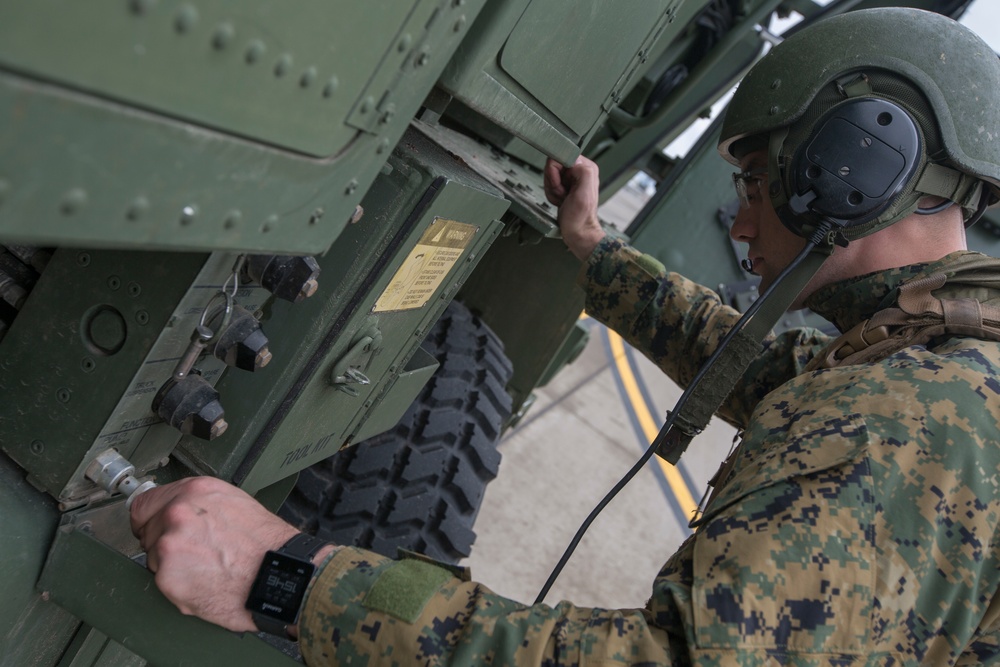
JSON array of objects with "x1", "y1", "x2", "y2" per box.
[{"x1": 654, "y1": 221, "x2": 837, "y2": 465}]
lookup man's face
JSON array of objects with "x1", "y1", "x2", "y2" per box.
[{"x1": 728, "y1": 149, "x2": 808, "y2": 293}]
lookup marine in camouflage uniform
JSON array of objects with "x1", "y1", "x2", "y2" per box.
[{"x1": 297, "y1": 238, "x2": 1000, "y2": 665}]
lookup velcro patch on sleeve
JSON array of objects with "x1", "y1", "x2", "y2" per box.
[{"x1": 363, "y1": 559, "x2": 452, "y2": 623}]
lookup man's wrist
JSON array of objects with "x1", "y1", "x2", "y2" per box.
[{"x1": 285, "y1": 542, "x2": 341, "y2": 640}]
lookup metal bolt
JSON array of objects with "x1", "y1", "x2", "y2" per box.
[
  {"x1": 453, "y1": 16, "x2": 467, "y2": 32},
  {"x1": 274, "y1": 54, "x2": 293, "y2": 77},
  {"x1": 175, "y1": 5, "x2": 198, "y2": 33},
  {"x1": 126, "y1": 196, "x2": 149, "y2": 221},
  {"x1": 261, "y1": 214, "x2": 278, "y2": 233},
  {"x1": 860, "y1": 137, "x2": 873, "y2": 148},
  {"x1": 224, "y1": 209, "x2": 242, "y2": 230},
  {"x1": 839, "y1": 166, "x2": 851, "y2": 177},
  {"x1": 769, "y1": 105, "x2": 780, "y2": 116},
  {"x1": 771, "y1": 79, "x2": 781, "y2": 90},
  {"x1": 322, "y1": 76, "x2": 339, "y2": 98},
  {"x1": 180, "y1": 205, "x2": 196, "y2": 225},
  {"x1": 379, "y1": 104, "x2": 396, "y2": 125},
  {"x1": 129, "y1": 0, "x2": 156, "y2": 16},
  {"x1": 397, "y1": 34, "x2": 412, "y2": 52},
  {"x1": 30, "y1": 440, "x2": 44, "y2": 455},
  {"x1": 349, "y1": 205, "x2": 364, "y2": 225},
  {"x1": 345, "y1": 179, "x2": 358, "y2": 196},
  {"x1": 212, "y1": 23, "x2": 235, "y2": 50},
  {"x1": 245, "y1": 40, "x2": 266, "y2": 64},
  {"x1": 416, "y1": 51, "x2": 430, "y2": 67},
  {"x1": 61, "y1": 189, "x2": 88, "y2": 215},
  {"x1": 300, "y1": 67, "x2": 317, "y2": 88},
  {"x1": 359, "y1": 96, "x2": 374, "y2": 114},
  {"x1": 308, "y1": 208, "x2": 325, "y2": 225},
  {"x1": 376, "y1": 138, "x2": 390, "y2": 154}
]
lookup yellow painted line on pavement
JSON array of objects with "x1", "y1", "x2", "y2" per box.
[{"x1": 607, "y1": 331, "x2": 698, "y2": 519}]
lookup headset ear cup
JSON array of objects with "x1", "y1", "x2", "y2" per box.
[{"x1": 785, "y1": 97, "x2": 922, "y2": 230}]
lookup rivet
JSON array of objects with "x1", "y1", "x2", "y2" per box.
[
  {"x1": 129, "y1": 0, "x2": 156, "y2": 16},
  {"x1": 262, "y1": 214, "x2": 278, "y2": 233},
  {"x1": 77, "y1": 252, "x2": 91, "y2": 267},
  {"x1": 300, "y1": 67, "x2": 317, "y2": 88},
  {"x1": 345, "y1": 179, "x2": 359, "y2": 196},
  {"x1": 453, "y1": 15, "x2": 467, "y2": 32},
  {"x1": 308, "y1": 208, "x2": 325, "y2": 225},
  {"x1": 128, "y1": 281, "x2": 142, "y2": 297},
  {"x1": 212, "y1": 23, "x2": 235, "y2": 50},
  {"x1": 30, "y1": 440, "x2": 44, "y2": 455},
  {"x1": 397, "y1": 34, "x2": 412, "y2": 52},
  {"x1": 61, "y1": 188, "x2": 88, "y2": 215},
  {"x1": 453, "y1": 0, "x2": 465, "y2": 6},
  {"x1": 379, "y1": 104, "x2": 396, "y2": 125},
  {"x1": 274, "y1": 54, "x2": 293, "y2": 77},
  {"x1": 322, "y1": 76, "x2": 339, "y2": 98},
  {"x1": 81, "y1": 357, "x2": 96, "y2": 373},
  {"x1": 359, "y1": 96, "x2": 374, "y2": 114},
  {"x1": 107, "y1": 275, "x2": 122, "y2": 291},
  {"x1": 56, "y1": 388, "x2": 71, "y2": 404},
  {"x1": 126, "y1": 196, "x2": 149, "y2": 221},
  {"x1": 376, "y1": 138, "x2": 390, "y2": 154},
  {"x1": 771, "y1": 79, "x2": 781, "y2": 90},
  {"x1": 416, "y1": 50, "x2": 430, "y2": 67},
  {"x1": 175, "y1": 4, "x2": 199, "y2": 33},
  {"x1": 245, "y1": 40, "x2": 266, "y2": 64},
  {"x1": 769, "y1": 105, "x2": 779, "y2": 115},
  {"x1": 223, "y1": 209, "x2": 242, "y2": 230},
  {"x1": 135, "y1": 310, "x2": 149, "y2": 325},
  {"x1": 180, "y1": 205, "x2": 197, "y2": 225}
]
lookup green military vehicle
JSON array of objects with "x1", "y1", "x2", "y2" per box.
[{"x1": 1, "y1": 0, "x2": 994, "y2": 665}]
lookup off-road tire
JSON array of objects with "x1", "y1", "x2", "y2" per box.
[{"x1": 279, "y1": 301, "x2": 513, "y2": 563}]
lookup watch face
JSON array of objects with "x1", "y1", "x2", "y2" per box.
[{"x1": 245, "y1": 550, "x2": 316, "y2": 624}]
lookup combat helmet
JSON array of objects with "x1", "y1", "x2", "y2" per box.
[{"x1": 718, "y1": 7, "x2": 1000, "y2": 242}]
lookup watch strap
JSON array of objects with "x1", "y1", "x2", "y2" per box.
[
  {"x1": 248, "y1": 533, "x2": 328, "y2": 637},
  {"x1": 277, "y1": 532, "x2": 328, "y2": 561}
]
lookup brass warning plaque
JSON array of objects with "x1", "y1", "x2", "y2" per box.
[{"x1": 373, "y1": 218, "x2": 478, "y2": 312}]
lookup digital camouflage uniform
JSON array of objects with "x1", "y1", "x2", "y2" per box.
[{"x1": 299, "y1": 236, "x2": 1000, "y2": 666}]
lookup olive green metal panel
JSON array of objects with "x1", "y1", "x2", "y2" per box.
[
  {"x1": 438, "y1": 0, "x2": 680, "y2": 164},
  {"x1": 0, "y1": 250, "x2": 207, "y2": 502},
  {"x1": 160, "y1": 128, "x2": 509, "y2": 495},
  {"x1": 499, "y1": 0, "x2": 676, "y2": 137},
  {"x1": 0, "y1": 457, "x2": 79, "y2": 667},
  {"x1": 351, "y1": 346, "x2": 439, "y2": 444},
  {"x1": 0, "y1": 0, "x2": 487, "y2": 254},
  {"x1": 38, "y1": 517, "x2": 298, "y2": 667},
  {"x1": 0, "y1": 0, "x2": 437, "y2": 157}
]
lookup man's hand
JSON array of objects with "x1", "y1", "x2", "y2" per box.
[
  {"x1": 543, "y1": 156, "x2": 606, "y2": 261},
  {"x1": 130, "y1": 476, "x2": 300, "y2": 633}
]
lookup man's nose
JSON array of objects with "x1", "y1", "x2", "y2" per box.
[{"x1": 729, "y1": 205, "x2": 757, "y2": 243}]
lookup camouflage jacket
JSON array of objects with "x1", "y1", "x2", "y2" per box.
[{"x1": 299, "y1": 237, "x2": 1000, "y2": 666}]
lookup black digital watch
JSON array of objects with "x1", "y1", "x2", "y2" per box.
[{"x1": 245, "y1": 533, "x2": 328, "y2": 637}]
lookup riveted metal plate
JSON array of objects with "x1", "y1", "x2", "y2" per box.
[{"x1": 0, "y1": 0, "x2": 425, "y2": 157}]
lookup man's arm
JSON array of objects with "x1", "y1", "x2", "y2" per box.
[{"x1": 129, "y1": 476, "x2": 335, "y2": 636}]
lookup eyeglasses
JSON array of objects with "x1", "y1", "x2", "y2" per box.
[{"x1": 732, "y1": 168, "x2": 768, "y2": 209}]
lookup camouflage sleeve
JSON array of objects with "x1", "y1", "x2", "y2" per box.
[
  {"x1": 577, "y1": 236, "x2": 830, "y2": 426},
  {"x1": 297, "y1": 547, "x2": 682, "y2": 666}
]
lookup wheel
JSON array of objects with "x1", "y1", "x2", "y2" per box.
[{"x1": 279, "y1": 301, "x2": 514, "y2": 563}]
